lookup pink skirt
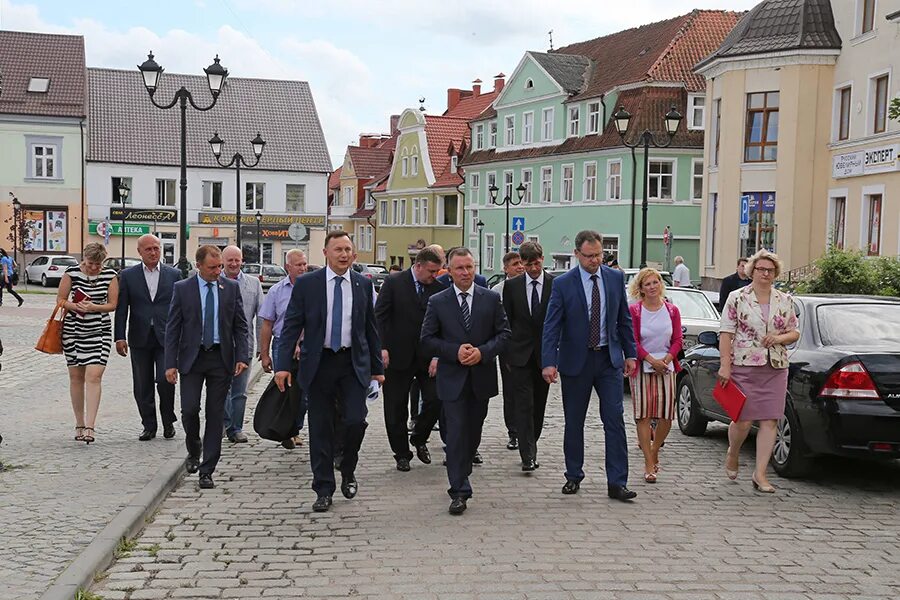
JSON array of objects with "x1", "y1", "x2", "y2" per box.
[{"x1": 730, "y1": 364, "x2": 788, "y2": 421}]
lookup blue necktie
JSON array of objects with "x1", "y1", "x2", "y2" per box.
[
  {"x1": 459, "y1": 292, "x2": 471, "y2": 330},
  {"x1": 330, "y1": 276, "x2": 343, "y2": 350},
  {"x1": 203, "y1": 282, "x2": 215, "y2": 349}
]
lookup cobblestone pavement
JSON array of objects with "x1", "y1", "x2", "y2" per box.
[{"x1": 91, "y1": 363, "x2": 900, "y2": 599}]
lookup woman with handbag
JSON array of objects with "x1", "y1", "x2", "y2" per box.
[
  {"x1": 718, "y1": 249, "x2": 799, "y2": 493},
  {"x1": 627, "y1": 268, "x2": 682, "y2": 483},
  {"x1": 0, "y1": 248, "x2": 24, "y2": 307},
  {"x1": 56, "y1": 243, "x2": 119, "y2": 444}
]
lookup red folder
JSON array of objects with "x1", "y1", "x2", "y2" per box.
[{"x1": 713, "y1": 379, "x2": 746, "y2": 422}]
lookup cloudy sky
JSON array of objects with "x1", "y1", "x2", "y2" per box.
[{"x1": 1, "y1": 0, "x2": 759, "y2": 168}]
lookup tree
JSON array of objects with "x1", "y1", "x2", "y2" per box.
[{"x1": 891, "y1": 97, "x2": 900, "y2": 123}]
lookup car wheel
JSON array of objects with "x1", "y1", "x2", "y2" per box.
[
  {"x1": 41, "y1": 274, "x2": 48, "y2": 287},
  {"x1": 772, "y1": 401, "x2": 813, "y2": 478},
  {"x1": 676, "y1": 375, "x2": 708, "y2": 436}
]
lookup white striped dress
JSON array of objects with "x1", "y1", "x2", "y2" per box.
[{"x1": 61, "y1": 266, "x2": 116, "y2": 367}]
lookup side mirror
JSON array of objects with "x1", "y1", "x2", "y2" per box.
[{"x1": 697, "y1": 331, "x2": 719, "y2": 347}]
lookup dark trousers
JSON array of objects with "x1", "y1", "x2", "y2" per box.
[
  {"x1": 511, "y1": 356, "x2": 550, "y2": 463},
  {"x1": 499, "y1": 359, "x2": 518, "y2": 438},
  {"x1": 307, "y1": 349, "x2": 367, "y2": 497},
  {"x1": 273, "y1": 336, "x2": 308, "y2": 436},
  {"x1": 560, "y1": 347, "x2": 629, "y2": 487},
  {"x1": 0, "y1": 280, "x2": 23, "y2": 305},
  {"x1": 409, "y1": 379, "x2": 420, "y2": 421},
  {"x1": 180, "y1": 348, "x2": 232, "y2": 476},
  {"x1": 130, "y1": 333, "x2": 176, "y2": 432},
  {"x1": 442, "y1": 373, "x2": 489, "y2": 499},
  {"x1": 383, "y1": 362, "x2": 440, "y2": 460}
]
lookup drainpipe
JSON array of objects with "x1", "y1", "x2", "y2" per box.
[
  {"x1": 80, "y1": 118, "x2": 86, "y2": 257},
  {"x1": 599, "y1": 93, "x2": 607, "y2": 129}
]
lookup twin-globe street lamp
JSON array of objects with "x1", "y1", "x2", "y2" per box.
[
  {"x1": 137, "y1": 51, "x2": 229, "y2": 278},
  {"x1": 612, "y1": 104, "x2": 682, "y2": 268},
  {"x1": 488, "y1": 182, "x2": 527, "y2": 254},
  {"x1": 117, "y1": 181, "x2": 130, "y2": 268},
  {"x1": 208, "y1": 132, "x2": 266, "y2": 249}
]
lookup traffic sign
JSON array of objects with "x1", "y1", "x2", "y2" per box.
[
  {"x1": 511, "y1": 217, "x2": 525, "y2": 231},
  {"x1": 740, "y1": 195, "x2": 750, "y2": 225},
  {"x1": 739, "y1": 223, "x2": 750, "y2": 240},
  {"x1": 511, "y1": 230, "x2": 525, "y2": 246}
]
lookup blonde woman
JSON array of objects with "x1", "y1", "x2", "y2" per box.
[
  {"x1": 718, "y1": 249, "x2": 799, "y2": 493},
  {"x1": 627, "y1": 268, "x2": 682, "y2": 482},
  {"x1": 57, "y1": 243, "x2": 119, "y2": 444}
]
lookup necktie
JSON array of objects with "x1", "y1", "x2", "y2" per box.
[
  {"x1": 330, "y1": 276, "x2": 344, "y2": 350},
  {"x1": 459, "y1": 292, "x2": 471, "y2": 330},
  {"x1": 202, "y1": 282, "x2": 215, "y2": 349},
  {"x1": 530, "y1": 280, "x2": 540, "y2": 317},
  {"x1": 415, "y1": 280, "x2": 425, "y2": 305},
  {"x1": 588, "y1": 274, "x2": 601, "y2": 348}
]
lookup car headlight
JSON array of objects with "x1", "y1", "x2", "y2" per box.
[{"x1": 683, "y1": 336, "x2": 697, "y2": 350}]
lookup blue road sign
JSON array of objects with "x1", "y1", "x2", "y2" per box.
[
  {"x1": 740, "y1": 195, "x2": 750, "y2": 225},
  {"x1": 511, "y1": 230, "x2": 526, "y2": 246},
  {"x1": 511, "y1": 217, "x2": 525, "y2": 231}
]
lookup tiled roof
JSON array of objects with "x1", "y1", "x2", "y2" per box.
[
  {"x1": 0, "y1": 30, "x2": 86, "y2": 118},
  {"x1": 424, "y1": 115, "x2": 469, "y2": 189},
  {"x1": 87, "y1": 68, "x2": 332, "y2": 172},
  {"x1": 347, "y1": 145, "x2": 394, "y2": 178},
  {"x1": 530, "y1": 52, "x2": 592, "y2": 94},
  {"x1": 697, "y1": 0, "x2": 840, "y2": 70},
  {"x1": 328, "y1": 166, "x2": 342, "y2": 190},
  {"x1": 443, "y1": 89, "x2": 500, "y2": 119},
  {"x1": 350, "y1": 207, "x2": 375, "y2": 219}
]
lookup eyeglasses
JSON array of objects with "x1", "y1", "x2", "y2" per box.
[{"x1": 754, "y1": 267, "x2": 776, "y2": 275}]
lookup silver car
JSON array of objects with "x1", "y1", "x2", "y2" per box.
[
  {"x1": 24, "y1": 255, "x2": 78, "y2": 287},
  {"x1": 662, "y1": 287, "x2": 720, "y2": 353}
]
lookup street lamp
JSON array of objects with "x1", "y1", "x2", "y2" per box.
[
  {"x1": 489, "y1": 182, "x2": 526, "y2": 254},
  {"x1": 117, "y1": 181, "x2": 130, "y2": 269},
  {"x1": 255, "y1": 210, "x2": 262, "y2": 263},
  {"x1": 137, "y1": 51, "x2": 229, "y2": 278},
  {"x1": 476, "y1": 219, "x2": 485, "y2": 268},
  {"x1": 10, "y1": 193, "x2": 22, "y2": 264},
  {"x1": 209, "y1": 131, "x2": 265, "y2": 249},
  {"x1": 613, "y1": 103, "x2": 682, "y2": 268}
]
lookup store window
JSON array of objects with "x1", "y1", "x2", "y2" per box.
[{"x1": 23, "y1": 208, "x2": 68, "y2": 252}]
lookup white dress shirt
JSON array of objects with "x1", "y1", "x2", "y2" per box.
[
  {"x1": 143, "y1": 262, "x2": 160, "y2": 301},
  {"x1": 324, "y1": 265, "x2": 353, "y2": 349},
  {"x1": 525, "y1": 271, "x2": 544, "y2": 315},
  {"x1": 453, "y1": 283, "x2": 474, "y2": 314}
]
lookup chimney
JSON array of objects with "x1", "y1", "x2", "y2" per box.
[
  {"x1": 389, "y1": 114, "x2": 400, "y2": 136},
  {"x1": 472, "y1": 78, "x2": 482, "y2": 97},
  {"x1": 358, "y1": 134, "x2": 380, "y2": 148},
  {"x1": 493, "y1": 73, "x2": 506, "y2": 93},
  {"x1": 447, "y1": 88, "x2": 463, "y2": 112}
]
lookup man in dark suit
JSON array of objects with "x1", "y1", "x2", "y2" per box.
[
  {"x1": 115, "y1": 234, "x2": 182, "y2": 441},
  {"x1": 717, "y1": 257, "x2": 750, "y2": 313},
  {"x1": 274, "y1": 231, "x2": 384, "y2": 513},
  {"x1": 501, "y1": 241, "x2": 554, "y2": 472},
  {"x1": 542, "y1": 230, "x2": 638, "y2": 502},
  {"x1": 165, "y1": 245, "x2": 249, "y2": 489},
  {"x1": 374, "y1": 247, "x2": 446, "y2": 471},
  {"x1": 421, "y1": 247, "x2": 510, "y2": 515}
]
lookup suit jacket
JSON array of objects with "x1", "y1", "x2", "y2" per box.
[
  {"x1": 717, "y1": 272, "x2": 750, "y2": 313},
  {"x1": 232, "y1": 273, "x2": 265, "y2": 355},
  {"x1": 420, "y1": 285, "x2": 510, "y2": 401},
  {"x1": 114, "y1": 263, "x2": 181, "y2": 347},
  {"x1": 541, "y1": 265, "x2": 636, "y2": 375},
  {"x1": 164, "y1": 275, "x2": 250, "y2": 374},
  {"x1": 501, "y1": 272, "x2": 554, "y2": 367},
  {"x1": 436, "y1": 273, "x2": 487, "y2": 288},
  {"x1": 275, "y1": 267, "x2": 384, "y2": 390},
  {"x1": 374, "y1": 268, "x2": 447, "y2": 371}
]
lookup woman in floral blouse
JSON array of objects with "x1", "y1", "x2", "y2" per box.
[{"x1": 718, "y1": 249, "x2": 799, "y2": 493}]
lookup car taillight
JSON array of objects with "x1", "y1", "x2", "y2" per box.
[
  {"x1": 258, "y1": 275, "x2": 264, "y2": 282},
  {"x1": 364, "y1": 273, "x2": 372, "y2": 278},
  {"x1": 819, "y1": 361, "x2": 880, "y2": 399},
  {"x1": 48, "y1": 265, "x2": 58, "y2": 271}
]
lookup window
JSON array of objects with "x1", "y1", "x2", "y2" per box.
[
  {"x1": 861, "y1": 0, "x2": 876, "y2": 34},
  {"x1": 485, "y1": 233, "x2": 495, "y2": 270},
  {"x1": 583, "y1": 162, "x2": 597, "y2": 202},
  {"x1": 866, "y1": 194, "x2": 882, "y2": 255},
  {"x1": 475, "y1": 123, "x2": 485, "y2": 150},
  {"x1": 504, "y1": 115, "x2": 516, "y2": 146},
  {"x1": 421, "y1": 198, "x2": 429, "y2": 225},
  {"x1": 356, "y1": 224, "x2": 373, "y2": 251},
  {"x1": 380, "y1": 199, "x2": 389, "y2": 224},
  {"x1": 588, "y1": 102, "x2": 600, "y2": 134},
  {"x1": 157, "y1": 179, "x2": 176, "y2": 207},
  {"x1": 377, "y1": 242, "x2": 387, "y2": 262},
  {"x1": 561, "y1": 165, "x2": 574, "y2": 202},
  {"x1": 540, "y1": 166, "x2": 553, "y2": 203},
  {"x1": 745, "y1": 92, "x2": 779, "y2": 162},
  {"x1": 286, "y1": 184, "x2": 305, "y2": 213},
  {"x1": 202, "y1": 180, "x2": 222, "y2": 209},
  {"x1": 27, "y1": 77, "x2": 50, "y2": 93},
  {"x1": 830, "y1": 196, "x2": 846, "y2": 249},
  {"x1": 23, "y1": 209, "x2": 68, "y2": 252},
  {"x1": 399, "y1": 198, "x2": 407, "y2": 225},
  {"x1": 688, "y1": 95, "x2": 705, "y2": 130},
  {"x1": 402, "y1": 156, "x2": 409, "y2": 176},
  {"x1": 470, "y1": 173, "x2": 480, "y2": 206},
  {"x1": 440, "y1": 195, "x2": 459, "y2": 226},
  {"x1": 412, "y1": 199, "x2": 420, "y2": 225},
  {"x1": 411, "y1": 155, "x2": 419, "y2": 176},
  {"x1": 31, "y1": 145, "x2": 55, "y2": 178},
  {"x1": 648, "y1": 160, "x2": 674, "y2": 200},
  {"x1": 486, "y1": 172, "x2": 497, "y2": 203},
  {"x1": 392, "y1": 199, "x2": 400, "y2": 225},
  {"x1": 525, "y1": 78, "x2": 534, "y2": 89},
  {"x1": 489, "y1": 121, "x2": 498, "y2": 147},
  {"x1": 542, "y1": 107, "x2": 554, "y2": 141},
  {"x1": 712, "y1": 99, "x2": 722, "y2": 166},
  {"x1": 602, "y1": 237, "x2": 619, "y2": 261},
  {"x1": 607, "y1": 160, "x2": 622, "y2": 201},
  {"x1": 503, "y1": 170, "x2": 514, "y2": 202},
  {"x1": 838, "y1": 87, "x2": 852, "y2": 141},
  {"x1": 523, "y1": 112, "x2": 534, "y2": 144},
  {"x1": 568, "y1": 106, "x2": 580, "y2": 137},
  {"x1": 343, "y1": 186, "x2": 353, "y2": 207},
  {"x1": 245, "y1": 182, "x2": 265, "y2": 210},
  {"x1": 706, "y1": 193, "x2": 717, "y2": 266},
  {"x1": 111, "y1": 176, "x2": 133, "y2": 205},
  {"x1": 261, "y1": 242, "x2": 274, "y2": 265},
  {"x1": 470, "y1": 209, "x2": 479, "y2": 235},
  {"x1": 450, "y1": 155, "x2": 458, "y2": 173},
  {"x1": 692, "y1": 160, "x2": 704, "y2": 201},
  {"x1": 873, "y1": 74, "x2": 889, "y2": 134},
  {"x1": 521, "y1": 169, "x2": 533, "y2": 204}
]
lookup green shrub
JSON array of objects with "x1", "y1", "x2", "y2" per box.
[
  {"x1": 873, "y1": 256, "x2": 900, "y2": 297},
  {"x1": 796, "y1": 248, "x2": 878, "y2": 295}
]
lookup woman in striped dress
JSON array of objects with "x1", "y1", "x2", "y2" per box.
[
  {"x1": 627, "y1": 268, "x2": 682, "y2": 483},
  {"x1": 57, "y1": 243, "x2": 119, "y2": 444}
]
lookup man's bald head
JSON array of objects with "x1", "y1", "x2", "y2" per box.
[
  {"x1": 222, "y1": 245, "x2": 243, "y2": 278},
  {"x1": 136, "y1": 234, "x2": 162, "y2": 269}
]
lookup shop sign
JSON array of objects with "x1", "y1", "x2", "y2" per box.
[
  {"x1": 90, "y1": 221, "x2": 151, "y2": 237},
  {"x1": 110, "y1": 207, "x2": 177, "y2": 222},
  {"x1": 240, "y1": 224, "x2": 310, "y2": 241},
  {"x1": 833, "y1": 144, "x2": 899, "y2": 178},
  {"x1": 199, "y1": 212, "x2": 326, "y2": 227}
]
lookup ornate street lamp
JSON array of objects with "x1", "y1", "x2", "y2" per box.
[
  {"x1": 613, "y1": 103, "x2": 682, "y2": 268},
  {"x1": 255, "y1": 210, "x2": 263, "y2": 263},
  {"x1": 117, "y1": 181, "x2": 130, "y2": 269},
  {"x1": 489, "y1": 182, "x2": 527, "y2": 254},
  {"x1": 137, "y1": 51, "x2": 229, "y2": 278},
  {"x1": 476, "y1": 219, "x2": 485, "y2": 268},
  {"x1": 209, "y1": 131, "x2": 265, "y2": 248}
]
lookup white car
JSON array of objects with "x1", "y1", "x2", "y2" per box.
[
  {"x1": 662, "y1": 287, "x2": 720, "y2": 353},
  {"x1": 25, "y1": 255, "x2": 78, "y2": 287}
]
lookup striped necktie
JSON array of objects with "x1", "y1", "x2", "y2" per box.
[{"x1": 459, "y1": 292, "x2": 471, "y2": 330}]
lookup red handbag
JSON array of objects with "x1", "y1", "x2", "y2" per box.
[{"x1": 35, "y1": 301, "x2": 67, "y2": 354}]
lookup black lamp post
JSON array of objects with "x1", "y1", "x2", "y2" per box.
[
  {"x1": 613, "y1": 104, "x2": 682, "y2": 268},
  {"x1": 209, "y1": 131, "x2": 265, "y2": 248},
  {"x1": 10, "y1": 193, "x2": 22, "y2": 264},
  {"x1": 255, "y1": 210, "x2": 262, "y2": 263},
  {"x1": 489, "y1": 182, "x2": 526, "y2": 254},
  {"x1": 137, "y1": 51, "x2": 229, "y2": 278},
  {"x1": 476, "y1": 219, "x2": 485, "y2": 269},
  {"x1": 117, "y1": 181, "x2": 130, "y2": 269}
]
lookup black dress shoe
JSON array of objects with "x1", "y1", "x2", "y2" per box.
[
  {"x1": 341, "y1": 475, "x2": 358, "y2": 499},
  {"x1": 506, "y1": 435, "x2": 519, "y2": 450},
  {"x1": 472, "y1": 451, "x2": 483, "y2": 465},
  {"x1": 396, "y1": 458, "x2": 411, "y2": 472},
  {"x1": 281, "y1": 438, "x2": 296, "y2": 449},
  {"x1": 415, "y1": 445, "x2": 431, "y2": 464},
  {"x1": 562, "y1": 479, "x2": 580, "y2": 494},
  {"x1": 198, "y1": 474, "x2": 215, "y2": 489},
  {"x1": 163, "y1": 425, "x2": 176, "y2": 439},
  {"x1": 138, "y1": 430, "x2": 156, "y2": 441},
  {"x1": 608, "y1": 485, "x2": 638, "y2": 501},
  {"x1": 448, "y1": 497, "x2": 467, "y2": 515},
  {"x1": 522, "y1": 459, "x2": 537, "y2": 472},
  {"x1": 312, "y1": 495, "x2": 332, "y2": 512},
  {"x1": 185, "y1": 456, "x2": 200, "y2": 474}
]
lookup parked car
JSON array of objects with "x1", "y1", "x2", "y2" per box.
[
  {"x1": 103, "y1": 257, "x2": 142, "y2": 273},
  {"x1": 662, "y1": 287, "x2": 720, "y2": 354},
  {"x1": 352, "y1": 263, "x2": 388, "y2": 291},
  {"x1": 24, "y1": 255, "x2": 78, "y2": 287},
  {"x1": 241, "y1": 263, "x2": 287, "y2": 291},
  {"x1": 676, "y1": 295, "x2": 900, "y2": 477}
]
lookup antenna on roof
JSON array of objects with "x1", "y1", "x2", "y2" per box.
[
  {"x1": 418, "y1": 97, "x2": 426, "y2": 112},
  {"x1": 548, "y1": 29, "x2": 554, "y2": 51}
]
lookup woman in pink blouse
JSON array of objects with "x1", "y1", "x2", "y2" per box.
[
  {"x1": 718, "y1": 249, "x2": 799, "y2": 493},
  {"x1": 627, "y1": 268, "x2": 682, "y2": 483}
]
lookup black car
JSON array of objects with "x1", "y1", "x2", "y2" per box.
[{"x1": 676, "y1": 295, "x2": 900, "y2": 478}]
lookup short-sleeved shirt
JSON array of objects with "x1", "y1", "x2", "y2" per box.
[{"x1": 1, "y1": 256, "x2": 14, "y2": 276}]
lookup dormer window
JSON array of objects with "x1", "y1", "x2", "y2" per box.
[
  {"x1": 451, "y1": 155, "x2": 458, "y2": 173},
  {"x1": 28, "y1": 77, "x2": 50, "y2": 93},
  {"x1": 525, "y1": 79, "x2": 534, "y2": 90}
]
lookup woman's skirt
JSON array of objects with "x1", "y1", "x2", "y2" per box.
[
  {"x1": 630, "y1": 370, "x2": 675, "y2": 420},
  {"x1": 730, "y1": 363, "x2": 788, "y2": 421}
]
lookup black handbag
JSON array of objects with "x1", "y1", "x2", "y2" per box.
[{"x1": 253, "y1": 375, "x2": 301, "y2": 442}]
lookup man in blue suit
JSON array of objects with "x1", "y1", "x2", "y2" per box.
[
  {"x1": 541, "y1": 230, "x2": 638, "y2": 502},
  {"x1": 114, "y1": 234, "x2": 182, "y2": 441},
  {"x1": 165, "y1": 245, "x2": 249, "y2": 489},
  {"x1": 421, "y1": 247, "x2": 510, "y2": 515},
  {"x1": 275, "y1": 231, "x2": 384, "y2": 513}
]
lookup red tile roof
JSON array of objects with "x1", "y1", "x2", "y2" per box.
[
  {"x1": 350, "y1": 207, "x2": 376, "y2": 219},
  {"x1": 443, "y1": 89, "x2": 500, "y2": 120},
  {"x1": 424, "y1": 115, "x2": 470, "y2": 189},
  {"x1": 328, "y1": 166, "x2": 342, "y2": 190},
  {"x1": 347, "y1": 145, "x2": 394, "y2": 178}
]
